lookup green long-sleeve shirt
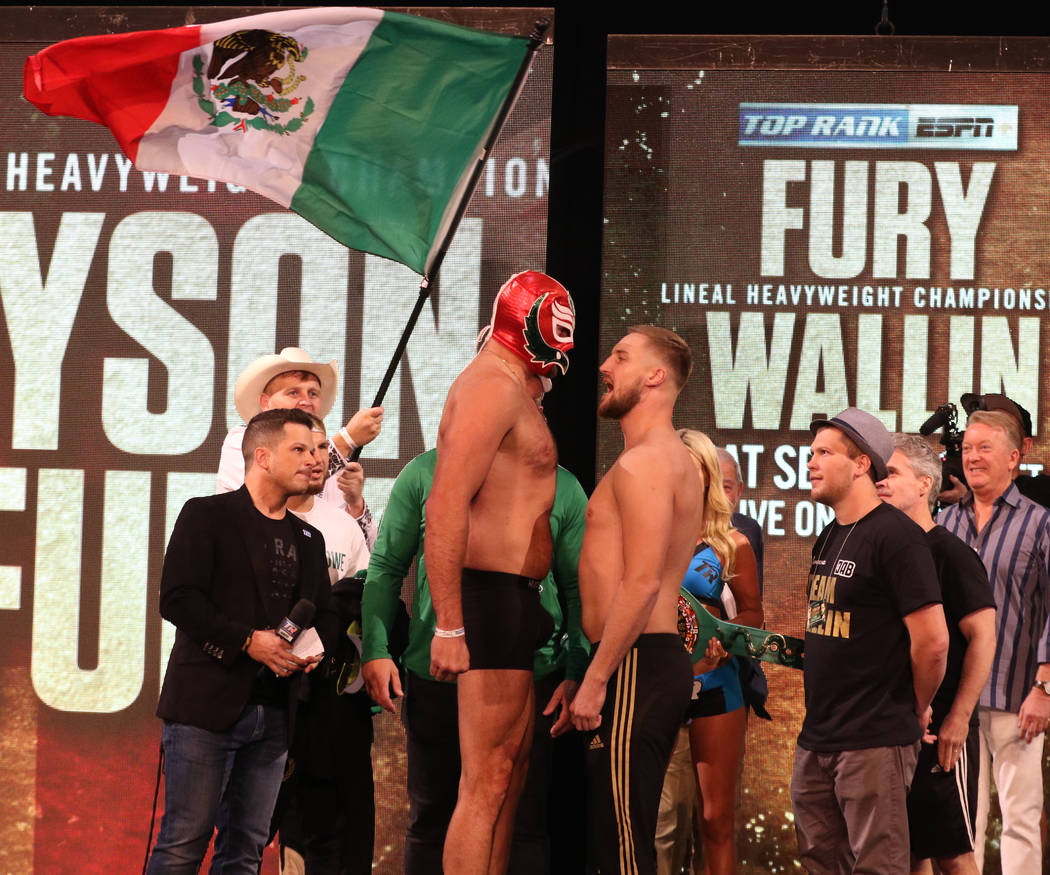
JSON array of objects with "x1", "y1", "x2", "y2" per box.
[{"x1": 362, "y1": 449, "x2": 590, "y2": 682}]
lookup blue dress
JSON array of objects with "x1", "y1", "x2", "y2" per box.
[{"x1": 681, "y1": 542, "x2": 744, "y2": 717}]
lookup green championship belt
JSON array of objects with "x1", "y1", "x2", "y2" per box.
[{"x1": 676, "y1": 587, "x2": 804, "y2": 670}]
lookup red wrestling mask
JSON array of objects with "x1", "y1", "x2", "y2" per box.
[{"x1": 477, "y1": 271, "x2": 576, "y2": 377}]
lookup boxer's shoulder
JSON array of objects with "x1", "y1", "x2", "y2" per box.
[{"x1": 447, "y1": 355, "x2": 528, "y2": 411}]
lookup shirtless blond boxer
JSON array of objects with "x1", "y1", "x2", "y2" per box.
[
  {"x1": 426, "y1": 271, "x2": 576, "y2": 875},
  {"x1": 571, "y1": 326, "x2": 702, "y2": 875}
]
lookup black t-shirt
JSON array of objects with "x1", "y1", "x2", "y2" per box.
[
  {"x1": 1015, "y1": 473, "x2": 1050, "y2": 509},
  {"x1": 731, "y1": 511, "x2": 764, "y2": 594},
  {"x1": 799, "y1": 502, "x2": 942, "y2": 752},
  {"x1": 926, "y1": 525, "x2": 996, "y2": 725},
  {"x1": 249, "y1": 509, "x2": 301, "y2": 706},
  {"x1": 257, "y1": 511, "x2": 301, "y2": 624}
]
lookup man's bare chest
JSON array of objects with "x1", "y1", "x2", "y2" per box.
[
  {"x1": 501, "y1": 403, "x2": 557, "y2": 474},
  {"x1": 584, "y1": 474, "x2": 621, "y2": 539}
]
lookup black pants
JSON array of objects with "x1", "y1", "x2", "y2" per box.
[
  {"x1": 584, "y1": 635, "x2": 692, "y2": 875},
  {"x1": 276, "y1": 692, "x2": 375, "y2": 874},
  {"x1": 402, "y1": 670, "x2": 563, "y2": 874}
]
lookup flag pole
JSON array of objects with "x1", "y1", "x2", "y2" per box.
[{"x1": 350, "y1": 18, "x2": 551, "y2": 461}]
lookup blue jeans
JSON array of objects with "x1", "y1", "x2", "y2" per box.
[{"x1": 147, "y1": 704, "x2": 289, "y2": 875}]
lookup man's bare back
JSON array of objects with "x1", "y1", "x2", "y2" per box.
[{"x1": 579, "y1": 429, "x2": 701, "y2": 642}]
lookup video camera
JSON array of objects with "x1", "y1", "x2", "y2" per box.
[
  {"x1": 919, "y1": 402, "x2": 965, "y2": 492},
  {"x1": 920, "y1": 392, "x2": 1032, "y2": 496}
]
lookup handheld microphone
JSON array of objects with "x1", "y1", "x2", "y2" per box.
[{"x1": 277, "y1": 599, "x2": 315, "y2": 644}]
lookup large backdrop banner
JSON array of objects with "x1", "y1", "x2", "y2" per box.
[
  {"x1": 0, "y1": 7, "x2": 552, "y2": 872},
  {"x1": 601, "y1": 35, "x2": 1050, "y2": 873}
]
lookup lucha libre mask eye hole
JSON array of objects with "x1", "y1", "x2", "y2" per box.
[{"x1": 549, "y1": 298, "x2": 575, "y2": 345}]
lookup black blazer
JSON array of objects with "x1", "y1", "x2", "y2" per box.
[{"x1": 156, "y1": 486, "x2": 333, "y2": 733}]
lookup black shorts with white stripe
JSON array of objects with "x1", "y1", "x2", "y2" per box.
[
  {"x1": 584, "y1": 634, "x2": 692, "y2": 875},
  {"x1": 906, "y1": 718, "x2": 980, "y2": 861}
]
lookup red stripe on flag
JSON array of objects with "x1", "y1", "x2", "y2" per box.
[{"x1": 23, "y1": 26, "x2": 201, "y2": 162}]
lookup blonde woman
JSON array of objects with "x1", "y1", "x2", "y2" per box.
[{"x1": 675, "y1": 429, "x2": 762, "y2": 874}]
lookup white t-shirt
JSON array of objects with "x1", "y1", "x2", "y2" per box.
[
  {"x1": 216, "y1": 425, "x2": 249, "y2": 494},
  {"x1": 291, "y1": 497, "x2": 371, "y2": 586}
]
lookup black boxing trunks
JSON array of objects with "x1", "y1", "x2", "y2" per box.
[{"x1": 461, "y1": 568, "x2": 554, "y2": 671}]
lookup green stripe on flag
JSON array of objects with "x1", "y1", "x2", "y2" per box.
[{"x1": 291, "y1": 12, "x2": 529, "y2": 274}]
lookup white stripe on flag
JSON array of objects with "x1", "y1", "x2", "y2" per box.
[{"x1": 137, "y1": 9, "x2": 383, "y2": 204}]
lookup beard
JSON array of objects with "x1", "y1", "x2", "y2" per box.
[
  {"x1": 811, "y1": 474, "x2": 849, "y2": 509},
  {"x1": 598, "y1": 380, "x2": 642, "y2": 420}
]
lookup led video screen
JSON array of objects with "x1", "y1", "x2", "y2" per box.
[
  {"x1": 602, "y1": 35, "x2": 1050, "y2": 872},
  {"x1": 0, "y1": 7, "x2": 552, "y2": 872}
]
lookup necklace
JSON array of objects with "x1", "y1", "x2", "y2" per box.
[
  {"x1": 492, "y1": 353, "x2": 527, "y2": 389},
  {"x1": 812, "y1": 519, "x2": 858, "y2": 574},
  {"x1": 808, "y1": 519, "x2": 858, "y2": 633}
]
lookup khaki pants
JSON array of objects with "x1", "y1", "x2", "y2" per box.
[
  {"x1": 974, "y1": 706, "x2": 1044, "y2": 872},
  {"x1": 790, "y1": 742, "x2": 919, "y2": 874},
  {"x1": 655, "y1": 726, "x2": 698, "y2": 875}
]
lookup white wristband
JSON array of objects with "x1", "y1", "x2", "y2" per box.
[
  {"x1": 339, "y1": 427, "x2": 358, "y2": 453},
  {"x1": 434, "y1": 626, "x2": 465, "y2": 639}
]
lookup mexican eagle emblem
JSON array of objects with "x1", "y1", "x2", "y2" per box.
[{"x1": 193, "y1": 29, "x2": 314, "y2": 134}]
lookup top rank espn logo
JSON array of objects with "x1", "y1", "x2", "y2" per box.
[
  {"x1": 916, "y1": 117, "x2": 995, "y2": 138},
  {"x1": 738, "y1": 103, "x2": 1017, "y2": 150}
]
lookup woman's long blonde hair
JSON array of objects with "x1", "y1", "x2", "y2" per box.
[{"x1": 677, "y1": 428, "x2": 737, "y2": 577}]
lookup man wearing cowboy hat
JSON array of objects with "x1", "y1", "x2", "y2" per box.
[{"x1": 216, "y1": 347, "x2": 384, "y2": 545}]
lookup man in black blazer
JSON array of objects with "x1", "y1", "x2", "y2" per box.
[{"x1": 147, "y1": 408, "x2": 334, "y2": 874}]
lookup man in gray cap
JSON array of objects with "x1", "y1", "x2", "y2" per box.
[{"x1": 790, "y1": 407, "x2": 948, "y2": 874}]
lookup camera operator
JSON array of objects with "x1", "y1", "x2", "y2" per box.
[{"x1": 936, "y1": 394, "x2": 1050, "y2": 509}]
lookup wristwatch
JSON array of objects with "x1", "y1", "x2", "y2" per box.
[{"x1": 1033, "y1": 680, "x2": 1050, "y2": 696}]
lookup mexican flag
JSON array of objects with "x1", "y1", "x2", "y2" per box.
[{"x1": 23, "y1": 7, "x2": 531, "y2": 275}]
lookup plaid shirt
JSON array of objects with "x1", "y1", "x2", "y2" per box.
[{"x1": 938, "y1": 483, "x2": 1050, "y2": 712}]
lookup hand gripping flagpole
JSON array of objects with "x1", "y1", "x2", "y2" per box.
[{"x1": 350, "y1": 18, "x2": 551, "y2": 462}]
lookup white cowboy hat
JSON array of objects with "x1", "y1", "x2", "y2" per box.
[{"x1": 234, "y1": 347, "x2": 338, "y2": 422}]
